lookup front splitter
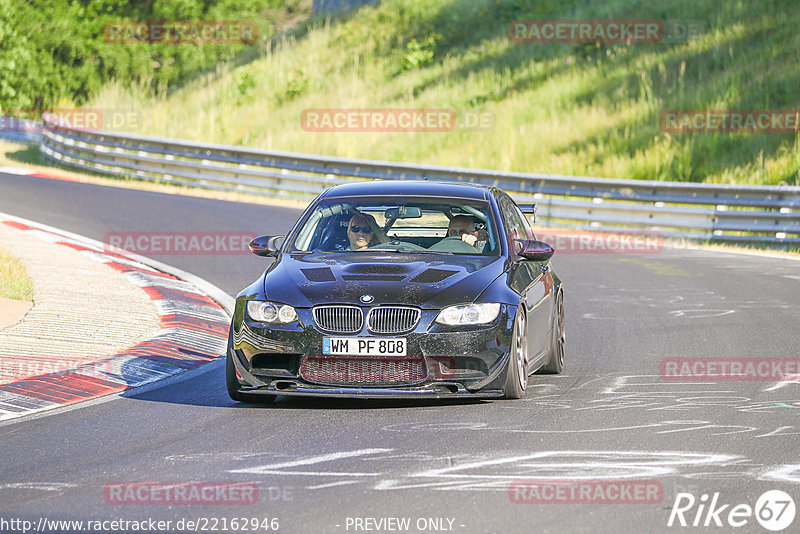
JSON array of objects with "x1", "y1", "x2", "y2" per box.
[{"x1": 238, "y1": 382, "x2": 504, "y2": 399}]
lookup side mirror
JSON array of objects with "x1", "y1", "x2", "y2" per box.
[
  {"x1": 249, "y1": 235, "x2": 284, "y2": 257},
  {"x1": 514, "y1": 239, "x2": 554, "y2": 262}
]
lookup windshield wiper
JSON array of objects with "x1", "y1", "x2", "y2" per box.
[
  {"x1": 407, "y1": 249, "x2": 454, "y2": 255},
  {"x1": 370, "y1": 248, "x2": 454, "y2": 255}
]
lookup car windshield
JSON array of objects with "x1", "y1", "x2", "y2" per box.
[{"x1": 287, "y1": 196, "x2": 500, "y2": 256}]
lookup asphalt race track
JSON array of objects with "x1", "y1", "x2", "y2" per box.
[{"x1": 2, "y1": 172, "x2": 800, "y2": 533}]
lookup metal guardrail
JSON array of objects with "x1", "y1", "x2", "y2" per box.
[
  {"x1": 37, "y1": 114, "x2": 800, "y2": 245},
  {"x1": 313, "y1": 0, "x2": 377, "y2": 15},
  {"x1": 0, "y1": 116, "x2": 42, "y2": 144}
]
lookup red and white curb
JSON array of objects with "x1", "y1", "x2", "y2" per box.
[
  {"x1": 0, "y1": 213, "x2": 233, "y2": 421},
  {"x1": 0, "y1": 165, "x2": 81, "y2": 183}
]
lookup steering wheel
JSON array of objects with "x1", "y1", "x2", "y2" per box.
[{"x1": 428, "y1": 235, "x2": 479, "y2": 253}]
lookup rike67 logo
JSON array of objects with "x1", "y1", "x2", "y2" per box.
[{"x1": 668, "y1": 490, "x2": 795, "y2": 531}]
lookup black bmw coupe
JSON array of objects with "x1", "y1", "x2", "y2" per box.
[{"x1": 226, "y1": 180, "x2": 564, "y2": 401}]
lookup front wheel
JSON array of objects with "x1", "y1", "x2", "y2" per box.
[
  {"x1": 503, "y1": 306, "x2": 528, "y2": 399},
  {"x1": 541, "y1": 291, "x2": 565, "y2": 374}
]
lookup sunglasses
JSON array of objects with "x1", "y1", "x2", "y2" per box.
[{"x1": 349, "y1": 225, "x2": 373, "y2": 234}]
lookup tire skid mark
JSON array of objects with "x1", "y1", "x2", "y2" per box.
[{"x1": 215, "y1": 444, "x2": 800, "y2": 493}]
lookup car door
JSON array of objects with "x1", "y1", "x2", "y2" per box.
[{"x1": 498, "y1": 193, "x2": 553, "y2": 364}]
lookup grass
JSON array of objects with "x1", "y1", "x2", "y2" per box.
[
  {"x1": 83, "y1": 0, "x2": 800, "y2": 186},
  {"x1": 0, "y1": 246, "x2": 33, "y2": 301},
  {"x1": 670, "y1": 239, "x2": 799, "y2": 258}
]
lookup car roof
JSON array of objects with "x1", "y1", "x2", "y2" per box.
[{"x1": 319, "y1": 180, "x2": 494, "y2": 201}]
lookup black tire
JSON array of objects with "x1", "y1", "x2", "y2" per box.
[
  {"x1": 541, "y1": 291, "x2": 565, "y2": 374},
  {"x1": 226, "y1": 332, "x2": 276, "y2": 404},
  {"x1": 226, "y1": 349, "x2": 246, "y2": 402},
  {"x1": 502, "y1": 306, "x2": 528, "y2": 399}
]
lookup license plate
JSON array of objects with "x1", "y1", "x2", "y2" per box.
[{"x1": 322, "y1": 337, "x2": 407, "y2": 356}]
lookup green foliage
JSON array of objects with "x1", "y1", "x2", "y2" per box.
[
  {"x1": 236, "y1": 71, "x2": 257, "y2": 96},
  {"x1": 0, "y1": 0, "x2": 307, "y2": 113},
  {"x1": 280, "y1": 70, "x2": 309, "y2": 102},
  {"x1": 401, "y1": 35, "x2": 439, "y2": 71}
]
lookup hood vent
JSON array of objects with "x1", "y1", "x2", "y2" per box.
[
  {"x1": 301, "y1": 268, "x2": 336, "y2": 282},
  {"x1": 347, "y1": 264, "x2": 407, "y2": 275},
  {"x1": 342, "y1": 274, "x2": 405, "y2": 281},
  {"x1": 409, "y1": 269, "x2": 457, "y2": 284}
]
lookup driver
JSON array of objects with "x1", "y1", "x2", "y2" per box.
[
  {"x1": 447, "y1": 215, "x2": 479, "y2": 247},
  {"x1": 346, "y1": 213, "x2": 388, "y2": 250}
]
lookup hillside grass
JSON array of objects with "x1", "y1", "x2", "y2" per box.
[
  {"x1": 86, "y1": 0, "x2": 800, "y2": 185},
  {"x1": 0, "y1": 246, "x2": 33, "y2": 301}
]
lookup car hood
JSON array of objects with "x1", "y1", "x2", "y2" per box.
[{"x1": 263, "y1": 252, "x2": 505, "y2": 309}]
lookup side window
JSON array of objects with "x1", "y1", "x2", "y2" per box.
[
  {"x1": 511, "y1": 202, "x2": 535, "y2": 240},
  {"x1": 499, "y1": 195, "x2": 531, "y2": 244}
]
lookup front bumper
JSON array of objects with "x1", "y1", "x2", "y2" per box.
[
  {"x1": 229, "y1": 304, "x2": 515, "y2": 398},
  {"x1": 237, "y1": 381, "x2": 504, "y2": 399}
]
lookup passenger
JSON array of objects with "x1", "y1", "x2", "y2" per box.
[
  {"x1": 346, "y1": 213, "x2": 388, "y2": 250},
  {"x1": 447, "y1": 215, "x2": 479, "y2": 247}
]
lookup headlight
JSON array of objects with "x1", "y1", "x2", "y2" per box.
[
  {"x1": 246, "y1": 301, "x2": 298, "y2": 324},
  {"x1": 435, "y1": 303, "x2": 501, "y2": 326}
]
